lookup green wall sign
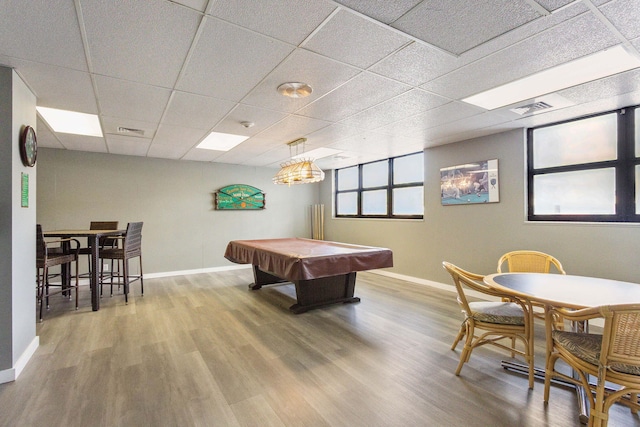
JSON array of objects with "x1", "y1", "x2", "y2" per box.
[{"x1": 215, "y1": 184, "x2": 265, "y2": 210}]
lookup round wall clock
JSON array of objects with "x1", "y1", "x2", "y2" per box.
[{"x1": 20, "y1": 125, "x2": 37, "y2": 167}]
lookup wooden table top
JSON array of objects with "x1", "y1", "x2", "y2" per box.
[
  {"x1": 44, "y1": 229, "x2": 125, "y2": 238},
  {"x1": 484, "y1": 272, "x2": 640, "y2": 309}
]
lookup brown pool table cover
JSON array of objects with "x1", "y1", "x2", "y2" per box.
[{"x1": 224, "y1": 238, "x2": 393, "y2": 281}]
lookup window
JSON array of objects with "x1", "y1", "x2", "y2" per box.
[
  {"x1": 528, "y1": 105, "x2": 639, "y2": 222},
  {"x1": 335, "y1": 152, "x2": 424, "y2": 219}
]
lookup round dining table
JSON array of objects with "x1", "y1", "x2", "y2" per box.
[
  {"x1": 484, "y1": 272, "x2": 640, "y2": 309},
  {"x1": 483, "y1": 272, "x2": 640, "y2": 424}
]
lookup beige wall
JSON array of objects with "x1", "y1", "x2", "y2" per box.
[
  {"x1": 36, "y1": 148, "x2": 320, "y2": 275},
  {"x1": 321, "y1": 128, "x2": 640, "y2": 285}
]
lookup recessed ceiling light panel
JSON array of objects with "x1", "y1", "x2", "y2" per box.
[
  {"x1": 36, "y1": 106, "x2": 103, "y2": 137},
  {"x1": 197, "y1": 132, "x2": 249, "y2": 151},
  {"x1": 462, "y1": 45, "x2": 640, "y2": 110}
]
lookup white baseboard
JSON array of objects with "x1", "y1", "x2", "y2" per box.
[
  {"x1": 144, "y1": 264, "x2": 250, "y2": 279},
  {"x1": 0, "y1": 336, "x2": 39, "y2": 384},
  {"x1": 371, "y1": 269, "x2": 493, "y2": 301}
]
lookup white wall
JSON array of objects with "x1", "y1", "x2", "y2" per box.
[
  {"x1": 0, "y1": 68, "x2": 38, "y2": 382},
  {"x1": 321, "y1": 129, "x2": 640, "y2": 285},
  {"x1": 36, "y1": 149, "x2": 320, "y2": 275}
]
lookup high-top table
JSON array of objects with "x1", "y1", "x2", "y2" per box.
[
  {"x1": 484, "y1": 272, "x2": 640, "y2": 423},
  {"x1": 224, "y1": 238, "x2": 393, "y2": 313},
  {"x1": 44, "y1": 229, "x2": 125, "y2": 311}
]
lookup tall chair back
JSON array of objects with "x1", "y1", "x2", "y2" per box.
[
  {"x1": 498, "y1": 250, "x2": 565, "y2": 274},
  {"x1": 123, "y1": 221, "x2": 143, "y2": 257}
]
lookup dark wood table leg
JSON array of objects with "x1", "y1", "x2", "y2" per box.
[
  {"x1": 249, "y1": 265, "x2": 286, "y2": 290},
  {"x1": 61, "y1": 240, "x2": 71, "y2": 297},
  {"x1": 90, "y1": 235, "x2": 100, "y2": 311},
  {"x1": 290, "y1": 272, "x2": 360, "y2": 314}
]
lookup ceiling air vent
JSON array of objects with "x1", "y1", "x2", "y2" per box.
[
  {"x1": 117, "y1": 126, "x2": 145, "y2": 136},
  {"x1": 509, "y1": 101, "x2": 553, "y2": 116}
]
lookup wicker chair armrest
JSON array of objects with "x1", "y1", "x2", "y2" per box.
[
  {"x1": 46, "y1": 238, "x2": 81, "y2": 255},
  {"x1": 99, "y1": 235, "x2": 123, "y2": 248},
  {"x1": 547, "y1": 305, "x2": 603, "y2": 323}
]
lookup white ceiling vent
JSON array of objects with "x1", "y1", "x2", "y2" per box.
[
  {"x1": 506, "y1": 93, "x2": 575, "y2": 117},
  {"x1": 509, "y1": 101, "x2": 553, "y2": 116},
  {"x1": 117, "y1": 126, "x2": 145, "y2": 136}
]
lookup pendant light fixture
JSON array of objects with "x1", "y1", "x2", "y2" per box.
[{"x1": 273, "y1": 138, "x2": 325, "y2": 185}]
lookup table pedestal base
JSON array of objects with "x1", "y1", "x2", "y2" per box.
[
  {"x1": 501, "y1": 361, "x2": 590, "y2": 424},
  {"x1": 250, "y1": 266, "x2": 360, "y2": 314}
]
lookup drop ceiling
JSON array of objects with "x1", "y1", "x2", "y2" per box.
[{"x1": 1, "y1": 0, "x2": 639, "y2": 171}]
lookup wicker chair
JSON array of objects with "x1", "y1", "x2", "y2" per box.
[
  {"x1": 98, "y1": 222, "x2": 143, "y2": 303},
  {"x1": 443, "y1": 261, "x2": 535, "y2": 389},
  {"x1": 498, "y1": 250, "x2": 566, "y2": 327},
  {"x1": 497, "y1": 250, "x2": 566, "y2": 274},
  {"x1": 78, "y1": 221, "x2": 120, "y2": 284},
  {"x1": 543, "y1": 304, "x2": 640, "y2": 427},
  {"x1": 36, "y1": 224, "x2": 80, "y2": 321}
]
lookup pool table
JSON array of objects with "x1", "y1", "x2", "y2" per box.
[{"x1": 224, "y1": 238, "x2": 393, "y2": 313}]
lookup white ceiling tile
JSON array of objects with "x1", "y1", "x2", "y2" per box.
[
  {"x1": 304, "y1": 123, "x2": 366, "y2": 146},
  {"x1": 392, "y1": 0, "x2": 541, "y2": 55},
  {"x1": 177, "y1": 17, "x2": 294, "y2": 101},
  {"x1": 106, "y1": 134, "x2": 152, "y2": 157},
  {"x1": 452, "y1": 2, "x2": 590, "y2": 67},
  {"x1": 378, "y1": 102, "x2": 482, "y2": 138},
  {"x1": 0, "y1": 1, "x2": 87, "y2": 71},
  {"x1": 421, "y1": 12, "x2": 621, "y2": 100},
  {"x1": 212, "y1": 104, "x2": 288, "y2": 136},
  {"x1": 332, "y1": 0, "x2": 423, "y2": 24},
  {"x1": 56, "y1": 134, "x2": 107, "y2": 153},
  {"x1": 558, "y1": 68, "x2": 640, "y2": 105},
  {"x1": 150, "y1": 124, "x2": 209, "y2": 156},
  {"x1": 370, "y1": 42, "x2": 459, "y2": 87},
  {"x1": 242, "y1": 48, "x2": 361, "y2": 113},
  {"x1": 599, "y1": 0, "x2": 640, "y2": 40},
  {"x1": 302, "y1": 9, "x2": 411, "y2": 69},
  {"x1": 35, "y1": 117, "x2": 65, "y2": 149},
  {"x1": 95, "y1": 76, "x2": 171, "y2": 123},
  {"x1": 533, "y1": 0, "x2": 575, "y2": 11},
  {"x1": 181, "y1": 148, "x2": 225, "y2": 162},
  {"x1": 297, "y1": 72, "x2": 411, "y2": 122},
  {"x1": 255, "y1": 115, "x2": 332, "y2": 143},
  {"x1": 339, "y1": 89, "x2": 450, "y2": 130},
  {"x1": 209, "y1": 0, "x2": 337, "y2": 45},
  {"x1": 80, "y1": 0, "x2": 201, "y2": 88},
  {"x1": 163, "y1": 92, "x2": 236, "y2": 130},
  {"x1": 6, "y1": 58, "x2": 98, "y2": 113},
  {"x1": 173, "y1": 0, "x2": 208, "y2": 12}
]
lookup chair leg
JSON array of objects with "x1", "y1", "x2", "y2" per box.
[
  {"x1": 451, "y1": 322, "x2": 465, "y2": 350},
  {"x1": 74, "y1": 258, "x2": 79, "y2": 311},
  {"x1": 544, "y1": 353, "x2": 559, "y2": 403},
  {"x1": 139, "y1": 255, "x2": 143, "y2": 296},
  {"x1": 123, "y1": 259, "x2": 129, "y2": 304},
  {"x1": 38, "y1": 267, "x2": 46, "y2": 322},
  {"x1": 455, "y1": 322, "x2": 473, "y2": 376}
]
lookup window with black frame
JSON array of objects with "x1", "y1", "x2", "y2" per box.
[
  {"x1": 528, "y1": 105, "x2": 639, "y2": 222},
  {"x1": 335, "y1": 152, "x2": 424, "y2": 219}
]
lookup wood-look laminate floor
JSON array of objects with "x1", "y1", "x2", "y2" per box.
[{"x1": 1, "y1": 269, "x2": 638, "y2": 427}]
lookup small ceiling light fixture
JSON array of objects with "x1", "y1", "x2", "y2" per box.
[
  {"x1": 273, "y1": 138, "x2": 325, "y2": 185},
  {"x1": 462, "y1": 45, "x2": 640, "y2": 110},
  {"x1": 277, "y1": 82, "x2": 313, "y2": 98}
]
